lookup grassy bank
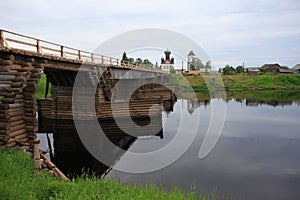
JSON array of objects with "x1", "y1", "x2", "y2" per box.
[
  {"x1": 179, "y1": 74, "x2": 300, "y2": 91},
  {"x1": 0, "y1": 147, "x2": 221, "y2": 200}
]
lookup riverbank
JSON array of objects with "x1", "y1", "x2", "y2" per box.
[
  {"x1": 180, "y1": 89, "x2": 300, "y2": 102},
  {"x1": 0, "y1": 146, "x2": 220, "y2": 200},
  {"x1": 179, "y1": 74, "x2": 300, "y2": 91}
]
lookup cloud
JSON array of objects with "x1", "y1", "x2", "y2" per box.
[{"x1": 1, "y1": 0, "x2": 300, "y2": 68}]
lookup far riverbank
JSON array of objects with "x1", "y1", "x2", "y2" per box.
[{"x1": 178, "y1": 74, "x2": 300, "y2": 91}]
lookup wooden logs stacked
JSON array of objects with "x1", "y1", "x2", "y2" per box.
[
  {"x1": 0, "y1": 106, "x2": 8, "y2": 146},
  {"x1": 5, "y1": 102, "x2": 28, "y2": 150},
  {"x1": 21, "y1": 60, "x2": 43, "y2": 148},
  {"x1": 0, "y1": 54, "x2": 24, "y2": 147},
  {"x1": 0, "y1": 53, "x2": 42, "y2": 152}
]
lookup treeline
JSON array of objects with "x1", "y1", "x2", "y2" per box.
[
  {"x1": 190, "y1": 58, "x2": 212, "y2": 70},
  {"x1": 121, "y1": 52, "x2": 153, "y2": 67}
]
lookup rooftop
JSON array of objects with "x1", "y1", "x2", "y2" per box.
[{"x1": 188, "y1": 50, "x2": 195, "y2": 56}]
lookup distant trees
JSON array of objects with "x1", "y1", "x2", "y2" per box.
[
  {"x1": 205, "y1": 61, "x2": 212, "y2": 69},
  {"x1": 135, "y1": 58, "x2": 143, "y2": 64},
  {"x1": 236, "y1": 65, "x2": 244, "y2": 74},
  {"x1": 221, "y1": 65, "x2": 244, "y2": 75},
  {"x1": 142, "y1": 59, "x2": 152, "y2": 66},
  {"x1": 121, "y1": 52, "x2": 128, "y2": 62},
  {"x1": 222, "y1": 65, "x2": 231, "y2": 75},
  {"x1": 190, "y1": 58, "x2": 204, "y2": 70},
  {"x1": 128, "y1": 57, "x2": 134, "y2": 63},
  {"x1": 170, "y1": 66, "x2": 176, "y2": 75},
  {"x1": 190, "y1": 58, "x2": 212, "y2": 71},
  {"x1": 121, "y1": 52, "x2": 153, "y2": 67}
]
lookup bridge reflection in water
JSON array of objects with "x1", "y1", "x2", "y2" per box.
[
  {"x1": 38, "y1": 86, "x2": 176, "y2": 178},
  {"x1": 52, "y1": 117, "x2": 162, "y2": 178}
]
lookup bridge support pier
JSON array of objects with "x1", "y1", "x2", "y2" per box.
[{"x1": 0, "y1": 53, "x2": 43, "y2": 151}]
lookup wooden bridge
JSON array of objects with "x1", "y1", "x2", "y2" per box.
[{"x1": 0, "y1": 29, "x2": 175, "y2": 159}]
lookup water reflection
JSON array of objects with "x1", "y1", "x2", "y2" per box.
[
  {"x1": 106, "y1": 91, "x2": 300, "y2": 200},
  {"x1": 38, "y1": 90, "x2": 300, "y2": 199},
  {"x1": 38, "y1": 102, "x2": 166, "y2": 177},
  {"x1": 182, "y1": 90, "x2": 300, "y2": 114}
]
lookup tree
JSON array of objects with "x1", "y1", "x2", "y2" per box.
[
  {"x1": 205, "y1": 60, "x2": 212, "y2": 69},
  {"x1": 122, "y1": 52, "x2": 128, "y2": 62},
  {"x1": 223, "y1": 65, "x2": 232, "y2": 75},
  {"x1": 135, "y1": 58, "x2": 143, "y2": 64},
  {"x1": 236, "y1": 65, "x2": 244, "y2": 74},
  {"x1": 190, "y1": 64, "x2": 196, "y2": 70},
  {"x1": 128, "y1": 57, "x2": 134, "y2": 63},
  {"x1": 170, "y1": 66, "x2": 176, "y2": 75},
  {"x1": 142, "y1": 59, "x2": 153, "y2": 67},
  {"x1": 190, "y1": 57, "x2": 204, "y2": 70}
]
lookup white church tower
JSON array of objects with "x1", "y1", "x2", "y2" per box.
[{"x1": 187, "y1": 50, "x2": 195, "y2": 71}]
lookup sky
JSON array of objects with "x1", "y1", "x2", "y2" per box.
[{"x1": 1, "y1": 0, "x2": 300, "y2": 69}]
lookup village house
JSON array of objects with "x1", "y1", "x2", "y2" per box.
[
  {"x1": 260, "y1": 64, "x2": 293, "y2": 74},
  {"x1": 292, "y1": 64, "x2": 300, "y2": 74},
  {"x1": 245, "y1": 67, "x2": 260, "y2": 75}
]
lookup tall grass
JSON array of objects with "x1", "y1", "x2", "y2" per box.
[{"x1": 0, "y1": 147, "x2": 223, "y2": 200}]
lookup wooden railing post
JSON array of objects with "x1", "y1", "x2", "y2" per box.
[
  {"x1": 110, "y1": 58, "x2": 112, "y2": 65},
  {"x1": 37, "y1": 40, "x2": 41, "y2": 54},
  {"x1": 0, "y1": 30, "x2": 5, "y2": 47},
  {"x1": 60, "y1": 46, "x2": 64, "y2": 57},
  {"x1": 78, "y1": 50, "x2": 81, "y2": 60}
]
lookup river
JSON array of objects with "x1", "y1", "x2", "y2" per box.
[{"x1": 38, "y1": 91, "x2": 300, "y2": 200}]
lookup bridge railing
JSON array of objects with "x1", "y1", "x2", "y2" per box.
[{"x1": 0, "y1": 29, "x2": 165, "y2": 73}]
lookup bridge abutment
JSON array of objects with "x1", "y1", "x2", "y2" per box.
[{"x1": 0, "y1": 53, "x2": 43, "y2": 151}]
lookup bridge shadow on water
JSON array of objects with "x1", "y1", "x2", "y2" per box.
[{"x1": 38, "y1": 94, "x2": 174, "y2": 178}]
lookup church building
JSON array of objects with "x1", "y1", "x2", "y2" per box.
[{"x1": 161, "y1": 49, "x2": 174, "y2": 73}]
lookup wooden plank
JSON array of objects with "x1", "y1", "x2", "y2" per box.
[{"x1": 6, "y1": 38, "x2": 36, "y2": 48}]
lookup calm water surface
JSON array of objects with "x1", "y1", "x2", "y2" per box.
[
  {"x1": 106, "y1": 98, "x2": 300, "y2": 200},
  {"x1": 38, "y1": 94, "x2": 300, "y2": 200}
]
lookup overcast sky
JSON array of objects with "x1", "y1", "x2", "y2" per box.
[{"x1": 1, "y1": 0, "x2": 300, "y2": 69}]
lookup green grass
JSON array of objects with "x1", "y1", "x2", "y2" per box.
[
  {"x1": 36, "y1": 73, "x2": 51, "y2": 99},
  {"x1": 178, "y1": 74, "x2": 300, "y2": 91},
  {"x1": 0, "y1": 147, "x2": 223, "y2": 200}
]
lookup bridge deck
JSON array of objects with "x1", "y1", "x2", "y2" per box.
[{"x1": 0, "y1": 29, "x2": 166, "y2": 74}]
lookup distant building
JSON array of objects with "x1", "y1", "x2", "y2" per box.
[
  {"x1": 176, "y1": 69, "x2": 184, "y2": 75},
  {"x1": 246, "y1": 67, "x2": 261, "y2": 75},
  {"x1": 292, "y1": 64, "x2": 300, "y2": 74},
  {"x1": 219, "y1": 66, "x2": 236, "y2": 75},
  {"x1": 161, "y1": 49, "x2": 174, "y2": 73},
  {"x1": 260, "y1": 63, "x2": 293, "y2": 74},
  {"x1": 186, "y1": 50, "x2": 212, "y2": 73},
  {"x1": 187, "y1": 50, "x2": 195, "y2": 71},
  {"x1": 186, "y1": 70, "x2": 200, "y2": 76}
]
